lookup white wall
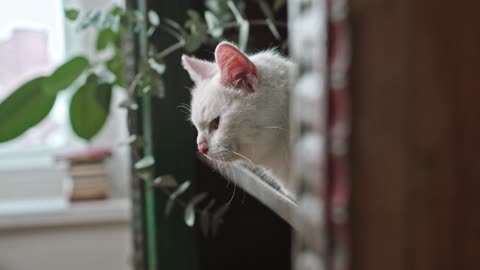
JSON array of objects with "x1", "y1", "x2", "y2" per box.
[{"x1": 0, "y1": 222, "x2": 132, "y2": 270}]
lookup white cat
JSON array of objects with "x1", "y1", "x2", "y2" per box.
[{"x1": 182, "y1": 41, "x2": 294, "y2": 198}]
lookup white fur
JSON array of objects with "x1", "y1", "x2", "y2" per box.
[{"x1": 182, "y1": 42, "x2": 294, "y2": 193}]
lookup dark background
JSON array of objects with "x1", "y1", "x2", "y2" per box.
[{"x1": 146, "y1": 1, "x2": 291, "y2": 270}]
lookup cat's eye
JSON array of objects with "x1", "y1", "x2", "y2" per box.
[{"x1": 209, "y1": 116, "x2": 220, "y2": 131}]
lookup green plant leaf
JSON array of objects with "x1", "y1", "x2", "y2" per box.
[
  {"x1": 187, "y1": 9, "x2": 201, "y2": 21},
  {"x1": 43, "y1": 56, "x2": 89, "y2": 95},
  {"x1": 165, "y1": 181, "x2": 191, "y2": 216},
  {"x1": 65, "y1": 9, "x2": 80, "y2": 21},
  {"x1": 69, "y1": 74, "x2": 109, "y2": 140},
  {"x1": 211, "y1": 204, "x2": 230, "y2": 236},
  {"x1": 238, "y1": 21, "x2": 249, "y2": 51},
  {"x1": 163, "y1": 18, "x2": 188, "y2": 36},
  {"x1": 147, "y1": 10, "x2": 160, "y2": 26},
  {"x1": 273, "y1": 0, "x2": 287, "y2": 11},
  {"x1": 184, "y1": 192, "x2": 208, "y2": 227},
  {"x1": 148, "y1": 58, "x2": 166, "y2": 75},
  {"x1": 119, "y1": 99, "x2": 138, "y2": 110},
  {"x1": 96, "y1": 83, "x2": 112, "y2": 112},
  {"x1": 151, "y1": 77, "x2": 166, "y2": 99},
  {"x1": 0, "y1": 77, "x2": 56, "y2": 142},
  {"x1": 146, "y1": 26, "x2": 155, "y2": 37},
  {"x1": 258, "y1": 0, "x2": 281, "y2": 40},
  {"x1": 183, "y1": 22, "x2": 208, "y2": 53},
  {"x1": 106, "y1": 52, "x2": 123, "y2": 86},
  {"x1": 200, "y1": 199, "x2": 216, "y2": 237},
  {"x1": 152, "y1": 175, "x2": 178, "y2": 188},
  {"x1": 109, "y1": 5, "x2": 123, "y2": 17},
  {"x1": 134, "y1": 155, "x2": 155, "y2": 180},
  {"x1": 184, "y1": 204, "x2": 196, "y2": 227},
  {"x1": 96, "y1": 28, "x2": 116, "y2": 51},
  {"x1": 119, "y1": 134, "x2": 139, "y2": 146},
  {"x1": 204, "y1": 11, "x2": 224, "y2": 38},
  {"x1": 227, "y1": 0, "x2": 244, "y2": 23},
  {"x1": 134, "y1": 155, "x2": 155, "y2": 170},
  {"x1": 79, "y1": 10, "x2": 102, "y2": 30}
]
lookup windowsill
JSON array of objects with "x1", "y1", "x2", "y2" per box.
[
  {"x1": 0, "y1": 198, "x2": 131, "y2": 230},
  {"x1": 199, "y1": 155, "x2": 298, "y2": 230}
]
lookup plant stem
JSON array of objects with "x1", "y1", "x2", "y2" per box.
[
  {"x1": 158, "y1": 24, "x2": 185, "y2": 42},
  {"x1": 156, "y1": 187, "x2": 222, "y2": 221},
  {"x1": 223, "y1": 19, "x2": 288, "y2": 29},
  {"x1": 156, "y1": 40, "x2": 185, "y2": 59},
  {"x1": 128, "y1": 72, "x2": 144, "y2": 97}
]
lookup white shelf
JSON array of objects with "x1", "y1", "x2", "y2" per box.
[
  {"x1": 0, "y1": 198, "x2": 131, "y2": 230},
  {"x1": 200, "y1": 157, "x2": 298, "y2": 229}
]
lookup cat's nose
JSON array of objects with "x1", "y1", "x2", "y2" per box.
[{"x1": 198, "y1": 142, "x2": 208, "y2": 154}]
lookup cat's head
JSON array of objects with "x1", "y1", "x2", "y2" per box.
[{"x1": 182, "y1": 42, "x2": 279, "y2": 163}]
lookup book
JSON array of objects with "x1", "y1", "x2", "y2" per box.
[{"x1": 59, "y1": 148, "x2": 113, "y2": 201}]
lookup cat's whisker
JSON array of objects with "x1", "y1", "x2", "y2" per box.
[
  {"x1": 177, "y1": 103, "x2": 191, "y2": 111},
  {"x1": 262, "y1": 126, "x2": 286, "y2": 130},
  {"x1": 216, "y1": 154, "x2": 229, "y2": 183},
  {"x1": 223, "y1": 149, "x2": 256, "y2": 169},
  {"x1": 226, "y1": 161, "x2": 237, "y2": 205},
  {"x1": 176, "y1": 104, "x2": 192, "y2": 117},
  {"x1": 218, "y1": 153, "x2": 234, "y2": 190},
  {"x1": 214, "y1": 152, "x2": 237, "y2": 206},
  {"x1": 242, "y1": 188, "x2": 246, "y2": 205}
]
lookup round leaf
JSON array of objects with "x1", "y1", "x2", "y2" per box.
[
  {"x1": 109, "y1": 6, "x2": 123, "y2": 17},
  {"x1": 184, "y1": 192, "x2": 208, "y2": 227},
  {"x1": 65, "y1": 9, "x2": 80, "y2": 21},
  {"x1": 273, "y1": 0, "x2": 287, "y2": 11},
  {"x1": 96, "y1": 83, "x2": 113, "y2": 112},
  {"x1": 148, "y1": 58, "x2": 166, "y2": 75},
  {"x1": 69, "y1": 74, "x2": 109, "y2": 140},
  {"x1": 184, "y1": 204, "x2": 196, "y2": 227},
  {"x1": 165, "y1": 181, "x2": 191, "y2": 216},
  {"x1": 152, "y1": 175, "x2": 178, "y2": 188},
  {"x1": 204, "y1": 11, "x2": 224, "y2": 38},
  {"x1": 106, "y1": 52, "x2": 123, "y2": 86},
  {"x1": 134, "y1": 155, "x2": 155, "y2": 170},
  {"x1": 148, "y1": 10, "x2": 160, "y2": 26},
  {"x1": 199, "y1": 199, "x2": 215, "y2": 237},
  {"x1": 96, "y1": 29, "x2": 116, "y2": 51},
  {"x1": 0, "y1": 77, "x2": 56, "y2": 142},
  {"x1": 43, "y1": 56, "x2": 89, "y2": 95}
]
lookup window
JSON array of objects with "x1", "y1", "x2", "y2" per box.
[
  {"x1": 0, "y1": 0, "x2": 131, "y2": 210},
  {"x1": 0, "y1": 0, "x2": 67, "y2": 152}
]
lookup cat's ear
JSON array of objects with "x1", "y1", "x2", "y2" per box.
[
  {"x1": 181, "y1": 55, "x2": 216, "y2": 83},
  {"x1": 215, "y1": 42, "x2": 257, "y2": 93}
]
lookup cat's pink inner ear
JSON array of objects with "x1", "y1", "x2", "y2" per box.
[
  {"x1": 181, "y1": 55, "x2": 216, "y2": 83},
  {"x1": 215, "y1": 43, "x2": 257, "y2": 93}
]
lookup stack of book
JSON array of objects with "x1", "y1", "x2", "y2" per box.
[{"x1": 62, "y1": 149, "x2": 112, "y2": 201}]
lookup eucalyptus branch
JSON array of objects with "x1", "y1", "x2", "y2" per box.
[
  {"x1": 223, "y1": 19, "x2": 288, "y2": 29},
  {"x1": 127, "y1": 111, "x2": 141, "y2": 160},
  {"x1": 158, "y1": 188, "x2": 189, "y2": 208},
  {"x1": 156, "y1": 185, "x2": 228, "y2": 233},
  {"x1": 158, "y1": 25, "x2": 185, "y2": 42},
  {"x1": 128, "y1": 72, "x2": 144, "y2": 98},
  {"x1": 227, "y1": 0, "x2": 245, "y2": 23},
  {"x1": 156, "y1": 40, "x2": 186, "y2": 59}
]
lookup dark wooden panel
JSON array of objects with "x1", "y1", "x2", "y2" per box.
[
  {"x1": 349, "y1": 1, "x2": 413, "y2": 269},
  {"x1": 412, "y1": 1, "x2": 480, "y2": 270},
  {"x1": 350, "y1": 0, "x2": 480, "y2": 270}
]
